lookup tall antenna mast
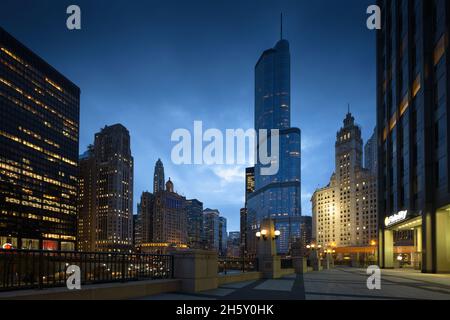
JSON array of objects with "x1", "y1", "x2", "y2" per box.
[{"x1": 280, "y1": 12, "x2": 283, "y2": 40}]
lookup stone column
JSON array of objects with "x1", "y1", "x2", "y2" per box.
[
  {"x1": 291, "y1": 240, "x2": 307, "y2": 274},
  {"x1": 310, "y1": 250, "x2": 322, "y2": 271},
  {"x1": 256, "y1": 218, "x2": 282, "y2": 279},
  {"x1": 171, "y1": 250, "x2": 218, "y2": 293}
]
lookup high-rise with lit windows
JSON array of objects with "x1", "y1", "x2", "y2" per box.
[
  {"x1": 246, "y1": 25, "x2": 302, "y2": 256},
  {"x1": 186, "y1": 198, "x2": 204, "y2": 249},
  {"x1": 312, "y1": 113, "x2": 377, "y2": 251},
  {"x1": 0, "y1": 27, "x2": 80, "y2": 250},
  {"x1": 78, "y1": 124, "x2": 134, "y2": 252},
  {"x1": 377, "y1": 0, "x2": 450, "y2": 273}
]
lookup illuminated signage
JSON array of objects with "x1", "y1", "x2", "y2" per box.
[
  {"x1": 384, "y1": 210, "x2": 408, "y2": 227},
  {"x1": 2, "y1": 243, "x2": 13, "y2": 250}
]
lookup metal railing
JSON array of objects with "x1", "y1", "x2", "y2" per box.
[
  {"x1": 280, "y1": 258, "x2": 293, "y2": 269},
  {"x1": 218, "y1": 257, "x2": 258, "y2": 274},
  {"x1": 0, "y1": 249, "x2": 173, "y2": 292}
]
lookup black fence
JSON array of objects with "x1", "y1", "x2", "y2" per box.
[
  {"x1": 0, "y1": 249, "x2": 173, "y2": 292},
  {"x1": 218, "y1": 257, "x2": 258, "y2": 274},
  {"x1": 281, "y1": 258, "x2": 293, "y2": 269}
]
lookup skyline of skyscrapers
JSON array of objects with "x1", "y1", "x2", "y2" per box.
[{"x1": 135, "y1": 159, "x2": 188, "y2": 253}]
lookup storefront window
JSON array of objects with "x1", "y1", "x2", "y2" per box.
[
  {"x1": 0, "y1": 236, "x2": 18, "y2": 249},
  {"x1": 21, "y1": 238, "x2": 39, "y2": 250},
  {"x1": 43, "y1": 240, "x2": 58, "y2": 251}
]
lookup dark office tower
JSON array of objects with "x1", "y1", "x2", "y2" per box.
[
  {"x1": 365, "y1": 128, "x2": 378, "y2": 176},
  {"x1": 133, "y1": 213, "x2": 141, "y2": 247},
  {"x1": 218, "y1": 216, "x2": 227, "y2": 257},
  {"x1": 153, "y1": 159, "x2": 165, "y2": 193},
  {"x1": 78, "y1": 146, "x2": 96, "y2": 252},
  {"x1": 299, "y1": 216, "x2": 312, "y2": 246},
  {"x1": 0, "y1": 28, "x2": 80, "y2": 250},
  {"x1": 79, "y1": 124, "x2": 133, "y2": 252},
  {"x1": 245, "y1": 167, "x2": 255, "y2": 201},
  {"x1": 136, "y1": 191, "x2": 154, "y2": 245},
  {"x1": 246, "y1": 23, "x2": 302, "y2": 255},
  {"x1": 203, "y1": 208, "x2": 220, "y2": 251},
  {"x1": 240, "y1": 208, "x2": 247, "y2": 257},
  {"x1": 377, "y1": 0, "x2": 450, "y2": 273},
  {"x1": 186, "y1": 199, "x2": 204, "y2": 249}
]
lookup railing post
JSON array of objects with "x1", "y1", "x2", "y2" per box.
[
  {"x1": 121, "y1": 254, "x2": 126, "y2": 283},
  {"x1": 38, "y1": 251, "x2": 44, "y2": 290}
]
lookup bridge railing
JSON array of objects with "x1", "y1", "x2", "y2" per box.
[
  {"x1": 0, "y1": 249, "x2": 173, "y2": 291},
  {"x1": 217, "y1": 257, "x2": 258, "y2": 274}
]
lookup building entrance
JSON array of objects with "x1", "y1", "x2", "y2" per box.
[{"x1": 381, "y1": 215, "x2": 422, "y2": 270}]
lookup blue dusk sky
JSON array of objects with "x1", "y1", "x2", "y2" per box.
[{"x1": 0, "y1": 0, "x2": 376, "y2": 232}]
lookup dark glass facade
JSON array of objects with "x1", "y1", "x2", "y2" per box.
[
  {"x1": 247, "y1": 38, "x2": 302, "y2": 255},
  {"x1": 377, "y1": 0, "x2": 450, "y2": 273},
  {"x1": 186, "y1": 198, "x2": 204, "y2": 249},
  {"x1": 0, "y1": 27, "x2": 80, "y2": 250}
]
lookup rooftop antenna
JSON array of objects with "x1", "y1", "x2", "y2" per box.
[{"x1": 280, "y1": 12, "x2": 283, "y2": 40}]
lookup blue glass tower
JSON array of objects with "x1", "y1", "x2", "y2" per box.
[{"x1": 247, "y1": 24, "x2": 302, "y2": 255}]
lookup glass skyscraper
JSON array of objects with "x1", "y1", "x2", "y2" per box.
[
  {"x1": 0, "y1": 27, "x2": 80, "y2": 251},
  {"x1": 247, "y1": 32, "x2": 302, "y2": 255}
]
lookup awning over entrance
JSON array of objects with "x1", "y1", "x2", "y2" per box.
[{"x1": 385, "y1": 215, "x2": 422, "y2": 232}]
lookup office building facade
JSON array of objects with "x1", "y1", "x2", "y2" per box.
[
  {"x1": 0, "y1": 27, "x2": 80, "y2": 250},
  {"x1": 312, "y1": 113, "x2": 377, "y2": 250},
  {"x1": 136, "y1": 160, "x2": 188, "y2": 253},
  {"x1": 186, "y1": 199, "x2": 204, "y2": 249},
  {"x1": 78, "y1": 124, "x2": 134, "y2": 252},
  {"x1": 219, "y1": 216, "x2": 227, "y2": 257},
  {"x1": 365, "y1": 128, "x2": 378, "y2": 176},
  {"x1": 203, "y1": 208, "x2": 220, "y2": 251},
  {"x1": 377, "y1": 0, "x2": 450, "y2": 273}
]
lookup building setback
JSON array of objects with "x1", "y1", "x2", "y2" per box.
[
  {"x1": 312, "y1": 113, "x2": 377, "y2": 252},
  {"x1": 0, "y1": 27, "x2": 80, "y2": 250},
  {"x1": 377, "y1": 0, "x2": 450, "y2": 273},
  {"x1": 78, "y1": 124, "x2": 134, "y2": 252}
]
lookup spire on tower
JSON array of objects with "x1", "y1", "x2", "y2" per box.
[{"x1": 280, "y1": 12, "x2": 283, "y2": 40}]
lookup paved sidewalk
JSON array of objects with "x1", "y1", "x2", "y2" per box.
[
  {"x1": 304, "y1": 267, "x2": 450, "y2": 300},
  {"x1": 141, "y1": 267, "x2": 450, "y2": 300},
  {"x1": 141, "y1": 273, "x2": 305, "y2": 300}
]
